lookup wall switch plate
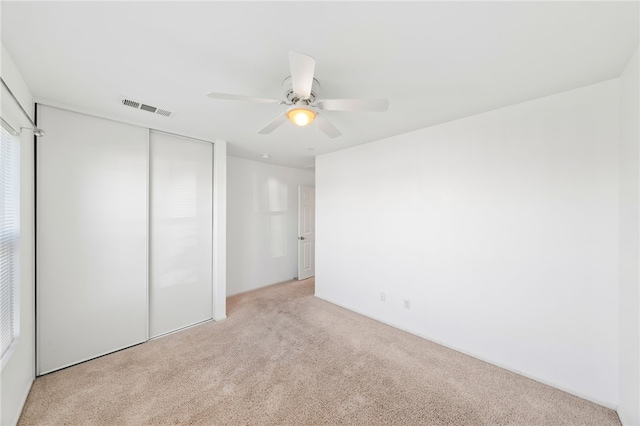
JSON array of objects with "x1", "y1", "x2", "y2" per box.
[
  {"x1": 380, "y1": 292, "x2": 386, "y2": 302},
  {"x1": 404, "y1": 299, "x2": 410, "y2": 309}
]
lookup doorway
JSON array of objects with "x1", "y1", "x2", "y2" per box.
[{"x1": 297, "y1": 186, "x2": 315, "y2": 280}]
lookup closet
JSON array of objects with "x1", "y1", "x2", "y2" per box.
[{"x1": 36, "y1": 106, "x2": 214, "y2": 375}]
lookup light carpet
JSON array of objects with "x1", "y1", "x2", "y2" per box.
[{"x1": 19, "y1": 278, "x2": 619, "y2": 425}]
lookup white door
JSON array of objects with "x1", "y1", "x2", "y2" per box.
[
  {"x1": 149, "y1": 131, "x2": 213, "y2": 338},
  {"x1": 298, "y1": 186, "x2": 315, "y2": 280},
  {"x1": 36, "y1": 106, "x2": 148, "y2": 374}
]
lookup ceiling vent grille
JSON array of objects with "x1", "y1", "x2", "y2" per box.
[
  {"x1": 156, "y1": 109, "x2": 173, "y2": 117},
  {"x1": 122, "y1": 99, "x2": 140, "y2": 109},
  {"x1": 120, "y1": 97, "x2": 176, "y2": 118}
]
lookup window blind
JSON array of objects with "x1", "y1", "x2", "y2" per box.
[{"x1": 0, "y1": 126, "x2": 19, "y2": 359}]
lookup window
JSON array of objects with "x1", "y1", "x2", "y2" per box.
[{"x1": 0, "y1": 125, "x2": 20, "y2": 361}]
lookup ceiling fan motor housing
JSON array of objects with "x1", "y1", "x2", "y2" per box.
[{"x1": 283, "y1": 76, "x2": 320, "y2": 104}]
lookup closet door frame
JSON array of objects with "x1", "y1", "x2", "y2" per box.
[{"x1": 35, "y1": 104, "x2": 228, "y2": 374}]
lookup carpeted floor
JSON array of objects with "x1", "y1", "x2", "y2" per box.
[{"x1": 19, "y1": 278, "x2": 619, "y2": 425}]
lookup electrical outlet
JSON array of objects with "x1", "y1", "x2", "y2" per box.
[
  {"x1": 380, "y1": 292, "x2": 386, "y2": 302},
  {"x1": 404, "y1": 299, "x2": 410, "y2": 309}
]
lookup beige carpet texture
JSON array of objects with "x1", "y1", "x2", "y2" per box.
[{"x1": 19, "y1": 279, "x2": 619, "y2": 425}]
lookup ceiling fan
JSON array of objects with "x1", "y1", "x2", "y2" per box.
[{"x1": 206, "y1": 52, "x2": 389, "y2": 138}]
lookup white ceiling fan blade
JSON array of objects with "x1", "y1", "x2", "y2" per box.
[
  {"x1": 258, "y1": 113, "x2": 288, "y2": 134},
  {"x1": 316, "y1": 113, "x2": 341, "y2": 139},
  {"x1": 318, "y1": 98, "x2": 389, "y2": 112},
  {"x1": 207, "y1": 92, "x2": 282, "y2": 104},
  {"x1": 289, "y1": 51, "x2": 316, "y2": 99}
]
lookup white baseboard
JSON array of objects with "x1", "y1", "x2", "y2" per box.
[
  {"x1": 214, "y1": 315, "x2": 227, "y2": 322},
  {"x1": 9, "y1": 377, "x2": 34, "y2": 426},
  {"x1": 617, "y1": 408, "x2": 639, "y2": 426},
  {"x1": 314, "y1": 293, "x2": 617, "y2": 411},
  {"x1": 617, "y1": 410, "x2": 628, "y2": 426}
]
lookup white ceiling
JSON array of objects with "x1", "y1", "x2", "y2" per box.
[{"x1": 2, "y1": 1, "x2": 638, "y2": 169}]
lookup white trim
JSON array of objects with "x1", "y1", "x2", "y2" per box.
[
  {"x1": 38, "y1": 340, "x2": 144, "y2": 376},
  {"x1": 212, "y1": 140, "x2": 227, "y2": 321},
  {"x1": 34, "y1": 98, "x2": 216, "y2": 145},
  {"x1": 145, "y1": 128, "x2": 150, "y2": 342},
  {"x1": 0, "y1": 336, "x2": 20, "y2": 371},
  {"x1": 7, "y1": 370, "x2": 33, "y2": 426},
  {"x1": 147, "y1": 128, "x2": 214, "y2": 146},
  {"x1": 314, "y1": 293, "x2": 618, "y2": 411},
  {"x1": 617, "y1": 409, "x2": 631, "y2": 426},
  {"x1": 149, "y1": 318, "x2": 213, "y2": 341},
  {"x1": 0, "y1": 117, "x2": 19, "y2": 136},
  {"x1": 35, "y1": 104, "x2": 41, "y2": 375}
]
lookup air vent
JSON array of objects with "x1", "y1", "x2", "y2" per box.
[
  {"x1": 122, "y1": 99, "x2": 140, "y2": 108},
  {"x1": 120, "y1": 97, "x2": 175, "y2": 118},
  {"x1": 140, "y1": 104, "x2": 157, "y2": 113}
]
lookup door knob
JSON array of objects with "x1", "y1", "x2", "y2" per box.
[{"x1": 299, "y1": 236, "x2": 305, "y2": 240}]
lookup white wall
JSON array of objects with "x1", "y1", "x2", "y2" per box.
[
  {"x1": 0, "y1": 44, "x2": 36, "y2": 425},
  {"x1": 227, "y1": 156, "x2": 314, "y2": 296},
  {"x1": 316, "y1": 80, "x2": 620, "y2": 407},
  {"x1": 618, "y1": 47, "x2": 640, "y2": 426},
  {"x1": 213, "y1": 140, "x2": 228, "y2": 320}
]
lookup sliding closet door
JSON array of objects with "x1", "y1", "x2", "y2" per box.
[
  {"x1": 37, "y1": 106, "x2": 148, "y2": 374},
  {"x1": 149, "y1": 131, "x2": 212, "y2": 338}
]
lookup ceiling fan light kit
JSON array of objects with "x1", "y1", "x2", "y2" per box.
[
  {"x1": 287, "y1": 105, "x2": 316, "y2": 127},
  {"x1": 206, "y1": 51, "x2": 389, "y2": 138}
]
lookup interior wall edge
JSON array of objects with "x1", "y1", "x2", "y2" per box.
[
  {"x1": 617, "y1": 44, "x2": 640, "y2": 426},
  {"x1": 1, "y1": 42, "x2": 37, "y2": 426},
  {"x1": 365, "y1": 77, "x2": 623, "y2": 153}
]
